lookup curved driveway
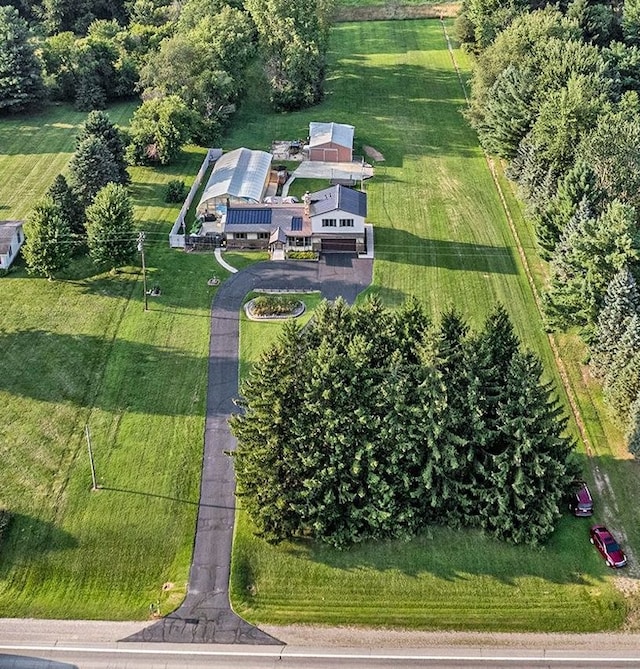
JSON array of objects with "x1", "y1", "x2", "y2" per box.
[{"x1": 125, "y1": 256, "x2": 372, "y2": 644}]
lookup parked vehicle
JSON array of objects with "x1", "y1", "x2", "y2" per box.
[
  {"x1": 590, "y1": 525, "x2": 627, "y2": 568},
  {"x1": 569, "y1": 481, "x2": 594, "y2": 517}
]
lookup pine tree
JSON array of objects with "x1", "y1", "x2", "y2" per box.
[
  {"x1": 468, "y1": 304, "x2": 520, "y2": 455},
  {"x1": 433, "y1": 309, "x2": 476, "y2": 523},
  {"x1": 474, "y1": 65, "x2": 535, "y2": 159},
  {"x1": 232, "y1": 321, "x2": 306, "y2": 542},
  {"x1": 76, "y1": 110, "x2": 129, "y2": 184},
  {"x1": 607, "y1": 352, "x2": 640, "y2": 421},
  {"x1": 45, "y1": 174, "x2": 86, "y2": 248},
  {"x1": 22, "y1": 198, "x2": 72, "y2": 279},
  {"x1": 0, "y1": 6, "x2": 45, "y2": 112},
  {"x1": 603, "y1": 314, "x2": 640, "y2": 419},
  {"x1": 68, "y1": 135, "x2": 120, "y2": 208},
  {"x1": 85, "y1": 182, "x2": 136, "y2": 270},
  {"x1": 590, "y1": 266, "x2": 640, "y2": 377},
  {"x1": 536, "y1": 160, "x2": 603, "y2": 258},
  {"x1": 626, "y1": 392, "x2": 640, "y2": 457},
  {"x1": 478, "y1": 351, "x2": 577, "y2": 545},
  {"x1": 544, "y1": 199, "x2": 640, "y2": 330}
]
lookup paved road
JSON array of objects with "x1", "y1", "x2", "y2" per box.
[
  {"x1": 124, "y1": 256, "x2": 373, "y2": 644},
  {"x1": 2, "y1": 643, "x2": 640, "y2": 668}
]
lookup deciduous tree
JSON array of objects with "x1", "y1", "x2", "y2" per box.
[{"x1": 22, "y1": 198, "x2": 72, "y2": 279}]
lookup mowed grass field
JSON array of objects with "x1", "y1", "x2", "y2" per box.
[
  {"x1": 0, "y1": 102, "x2": 245, "y2": 618},
  {"x1": 229, "y1": 20, "x2": 630, "y2": 632}
]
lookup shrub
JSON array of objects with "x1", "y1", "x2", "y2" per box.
[
  {"x1": 165, "y1": 179, "x2": 187, "y2": 203},
  {"x1": 287, "y1": 250, "x2": 317, "y2": 260}
]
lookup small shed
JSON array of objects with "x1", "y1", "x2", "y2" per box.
[
  {"x1": 308, "y1": 122, "x2": 354, "y2": 163},
  {"x1": 0, "y1": 220, "x2": 25, "y2": 270}
]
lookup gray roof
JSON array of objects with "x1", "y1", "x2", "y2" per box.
[
  {"x1": 0, "y1": 220, "x2": 23, "y2": 255},
  {"x1": 198, "y1": 148, "x2": 272, "y2": 210},
  {"x1": 309, "y1": 185, "x2": 367, "y2": 218},
  {"x1": 309, "y1": 122, "x2": 354, "y2": 149}
]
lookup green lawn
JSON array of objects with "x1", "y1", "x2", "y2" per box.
[
  {"x1": 229, "y1": 19, "x2": 629, "y2": 632},
  {"x1": 287, "y1": 178, "x2": 332, "y2": 200},
  {"x1": 0, "y1": 103, "x2": 231, "y2": 618}
]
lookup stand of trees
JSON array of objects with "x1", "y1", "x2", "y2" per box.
[
  {"x1": 2, "y1": 0, "x2": 333, "y2": 145},
  {"x1": 23, "y1": 111, "x2": 134, "y2": 277},
  {"x1": 459, "y1": 0, "x2": 640, "y2": 455},
  {"x1": 231, "y1": 298, "x2": 578, "y2": 548}
]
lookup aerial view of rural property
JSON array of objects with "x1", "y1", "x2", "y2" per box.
[{"x1": 1, "y1": 0, "x2": 640, "y2": 665}]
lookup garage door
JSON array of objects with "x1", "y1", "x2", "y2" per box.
[
  {"x1": 323, "y1": 148, "x2": 339, "y2": 162},
  {"x1": 321, "y1": 238, "x2": 356, "y2": 252}
]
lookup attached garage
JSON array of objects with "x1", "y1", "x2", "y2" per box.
[{"x1": 321, "y1": 238, "x2": 357, "y2": 252}]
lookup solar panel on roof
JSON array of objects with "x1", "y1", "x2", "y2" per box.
[
  {"x1": 226, "y1": 208, "x2": 272, "y2": 225},
  {"x1": 291, "y1": 216, "x2": 303, "y2": 231}
]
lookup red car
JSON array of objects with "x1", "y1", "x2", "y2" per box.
[
  {"x1": 590, "y1": 525, "x2": 627, "y2": 568},
  {"x1": 569, "y1": 481, "x2": 594, "y2": 517}
]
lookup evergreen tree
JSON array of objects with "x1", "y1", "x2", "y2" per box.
[
  {"x1": 0, "y1": 6, "x2": 45, "y2": 112},
  {"x1": 232, "y1": 299, "x2": 576, "y2": 548},
  {"x1": 590, "y1": 266, "x2": 640, "y2": 377},
  {"x1": 45, "y1": 174, "x2": 86, "y2": 247},
  {"x1": 626, "y1": 392, "x2": 640, "y2": 457},
  {"x1": 606, "y1": 351, "x2": 640, "y2": 421},
  {"x1": 468, "y1": 304, "x2": 520, "y2": 455},
  {"x1": 433, "y1": 309, "x2": 476, "y2": 523},
  {"x1": 603, "y1": 314, "x2": 640, "y2": 419},
  {"x1": 544, "y1": 199, "x2": 640, "y2": 330},
  {"x1": 85, "y1": 182, "x2": 136, "y2": 270},
  {"x1": 68, "y1": 135, "x2": 120, "y2": 207},
  {"x1": 474, "y1": 65, "x2": 535, "y2": 159},
  {"x1": 623, "y1": 0, "x2": 640, "y2": 45},
  {"x1": 22, "y1": 198, "x2": 72, "y2": 279},
  {"x1": 536, "y1": 159, "x2": 603, "y2": 258},
  {"x1": 479, "y1": 351, "x2": 577, "y2": 545},
  {"x1": 232, "y1": 322, "x2": 306, "y2": 542},
  {"x1": 76, "y1": 110, "x2": 129, "y2": 184}
]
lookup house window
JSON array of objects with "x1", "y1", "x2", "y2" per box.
[
  {"x1": 257, "y1": 232, "x2": 269, "y2": 239},
  {"x1": 234, "y1": 233, "x2": 247, "y2": 239},
  {"x1": 339, "y1": 219, "x2": 354, "y2": 227},
  {"x1": 287, "y1": 236, "x2": 308, "y2": 247},
  {"x1": 321, "y1": 219, "x2": 337, "y2": 227}
]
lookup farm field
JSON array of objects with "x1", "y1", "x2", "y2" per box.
[
  {"x1": 0, "y1": 102, "x2": 250, "y2": 618},
  {"x1": 228, "y1": 19, "x2": 634, "y2": 632}
]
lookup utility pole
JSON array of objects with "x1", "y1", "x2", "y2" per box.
[
  {"x1": 137, "y1": 231, "x2": 148, "y2": 312},
  {"x1": 84, "y1": 424, "x2": 98, "y2": 491}
]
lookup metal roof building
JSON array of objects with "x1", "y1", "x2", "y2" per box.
[
  {"x1": 308, "y1": 122, "x2": 354, "y2": 162},
  {"x1": 197, "y1": 148, "x2": 272, "y2": 214}
]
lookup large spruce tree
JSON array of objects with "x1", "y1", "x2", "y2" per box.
[
  {"x1": 590, "y1": 266, "x2": 640, "y2": 377},
  {"x1": 0, "y1": 6, "x2": 45, "y2": 112}
]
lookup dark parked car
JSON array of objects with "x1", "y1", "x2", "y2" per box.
[
  {"x1": 569, "y1": 481, "x2": 594, "y2": 517},
  {"x1": 590, "y1": 525, "x2": 627, "y2": 568}
]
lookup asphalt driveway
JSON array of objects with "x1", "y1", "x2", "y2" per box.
[{"x1": 125, "y1": 256, "x2": 372, "y2": 644}]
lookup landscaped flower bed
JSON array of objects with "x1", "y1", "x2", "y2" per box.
[{"x1": 250, "y1": 295, "x2": 302, "y2": 317}]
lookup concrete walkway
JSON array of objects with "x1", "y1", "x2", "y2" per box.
[{"x1": 124, "y1": 256, "x2": 372, "y2": 644}]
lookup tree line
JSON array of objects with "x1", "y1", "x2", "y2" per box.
[
  {"x1": 231, "y1": 298, "x2": 578, "y2": 549},
  {"x1": 457, "y1": 0, "x2": 640, "y2": 455},
  {"x1": 0, "y1": 0, "x2": 334, "y2": 146}
]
